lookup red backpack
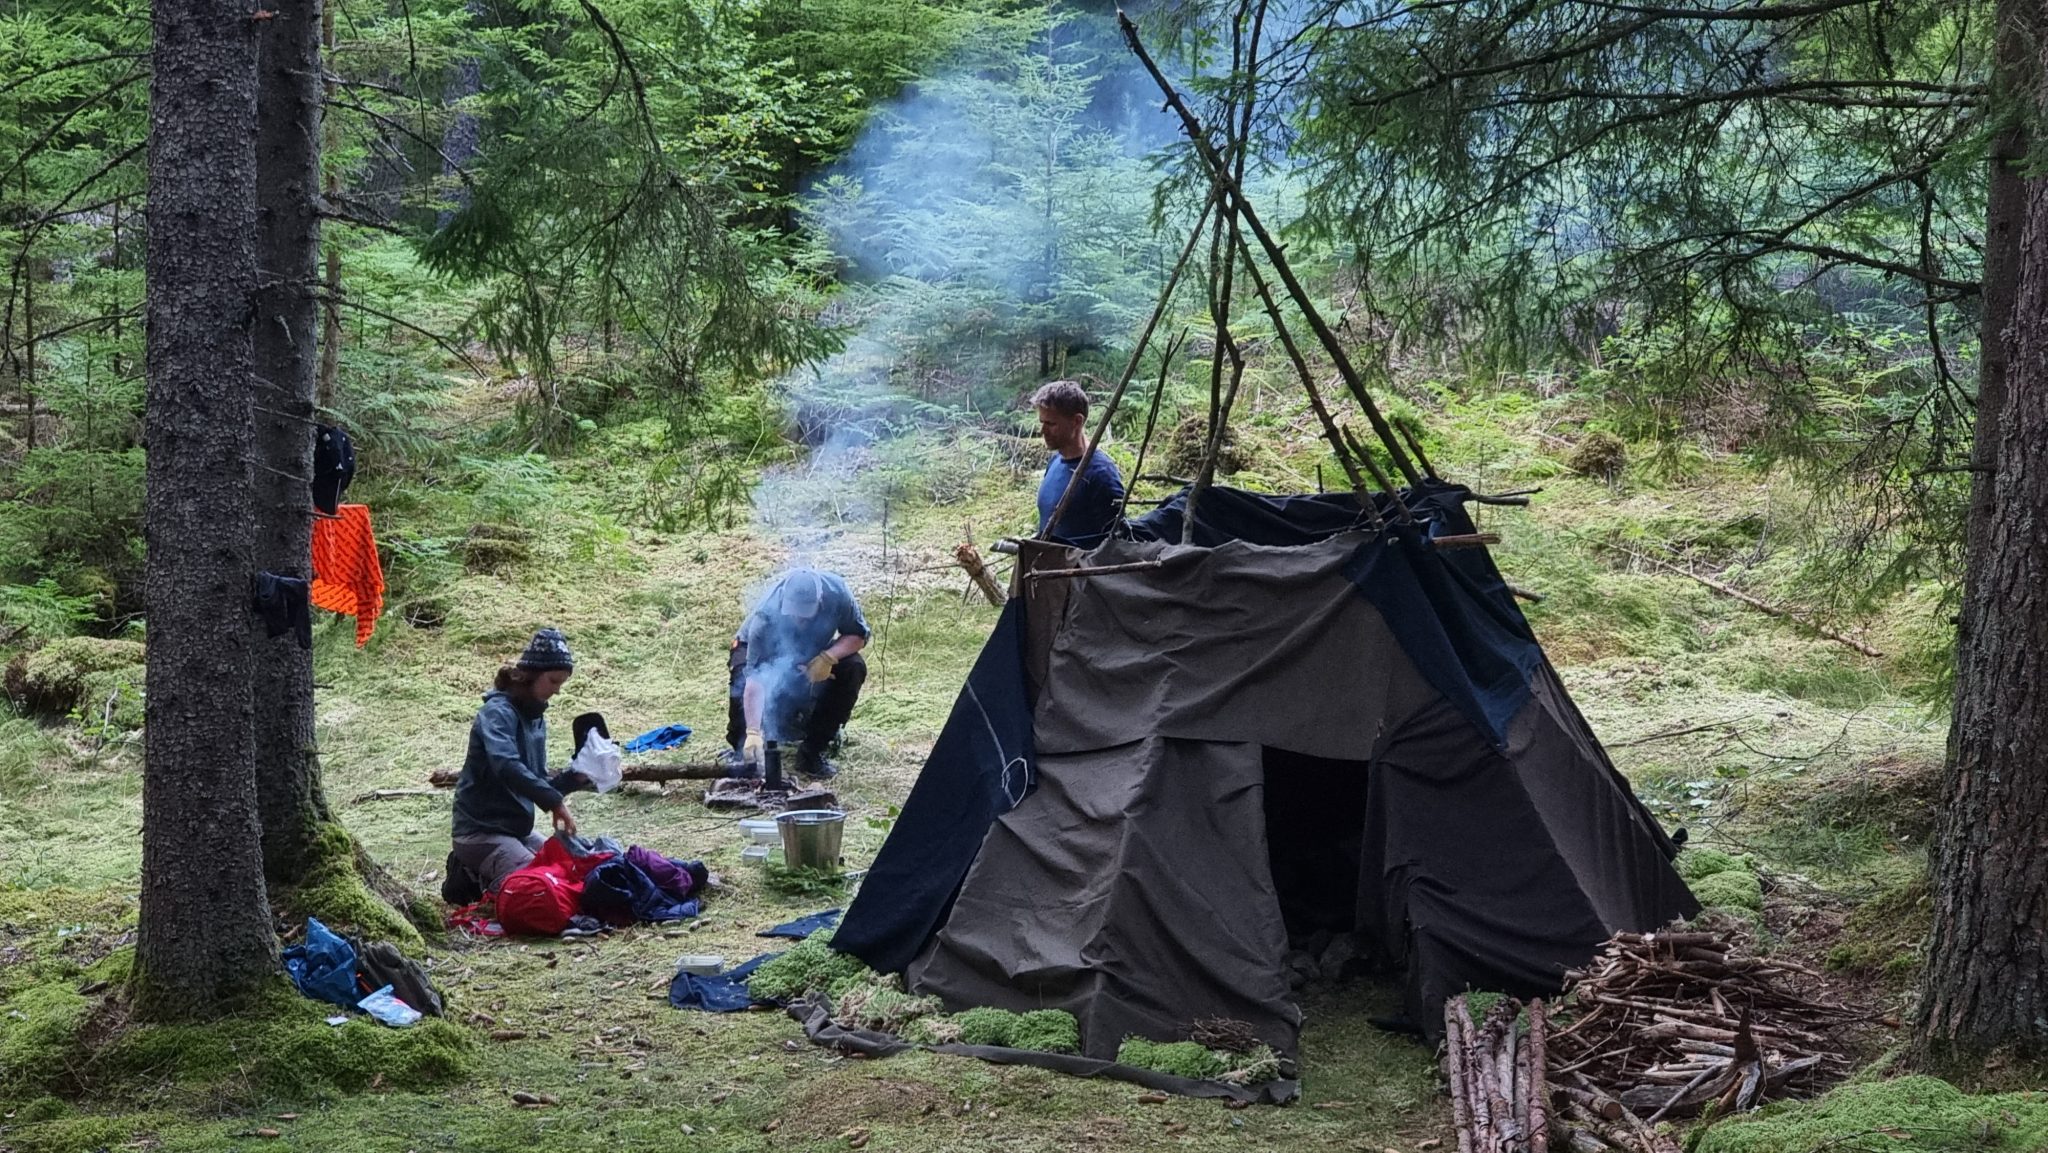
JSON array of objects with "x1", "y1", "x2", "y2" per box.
[{"x1": 496, "y1": 839, "x2": 611, "y2": 936}]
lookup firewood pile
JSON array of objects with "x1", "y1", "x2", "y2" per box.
[{"x1": 1443, "y1": 929, "x2": 1868, "y2": 1153}]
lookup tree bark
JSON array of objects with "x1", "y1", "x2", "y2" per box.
[
  {"x1": 316, "y1": 0, "x2": 341, "y2": 412},
  {"x1": 136, "y1": 0, "x2": 279, "y2": 1017},
  {"x1": 251, "y1": 0, "x2": 333, "y2": 886},
  {"x1": 1920, "y1": 0, "x2": 2048, "y2": 1054}
]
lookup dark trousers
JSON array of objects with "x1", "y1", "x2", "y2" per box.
[{"x1": 725, "y1": 647, "x2": 867, "y2": 756}]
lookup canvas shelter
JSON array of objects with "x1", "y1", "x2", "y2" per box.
[{"x1": 833, "y1": 481, "x2": 1698, "y2": 1061}]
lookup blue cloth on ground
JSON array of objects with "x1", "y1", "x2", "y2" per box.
[
  {"x1": 624, "y1": 722, "x2": 693, "y2": 754},
  {"x1": 282, "y1": 917, "x2": 360, "y2": 1008},
  {"x1": 667, "y1": 952, "x2": 779, "y2": 1013},
  {"x1": 758, "y1": 909, "x2": 841, "y2": 939}
]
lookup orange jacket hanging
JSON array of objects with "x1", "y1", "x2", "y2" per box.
[{"x1": 311, "y1": 503, "x2": 385, "y2": 646}]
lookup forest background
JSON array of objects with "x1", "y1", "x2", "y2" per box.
[{"x1": 3, "y1": 0, "x2": 2045, "y2": 1148}]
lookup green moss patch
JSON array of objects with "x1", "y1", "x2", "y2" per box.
[
  {"x1": 1115, "y1": 1037, "x2": 1230, "y2": 1080},
  {"x1": 285, "y1": 824, "x2": 423, "y2": 949},
  {"x1": 1695, "y1": 1075, "x2": 2048, "y2": 1153},
  {"x1": 0, "y1": 983, "x2": 94, "y2": 1095},
  {"x1": 941, "y1": 1008, "x2": 1080, "y2": 1053},
  {"x1": 1826, "y1": 875, "x2": 1931, "y2": 982},
  {"x1": 96, "y1": 984, "x2": 477, "y2": 1101},
  {"x1": 2, "y1": 637, "x2": 145, "y2": 722},
  {"x1": 1691, "y1": 869, "x2": 1764, "y2": 912},
  {"x1": 1677, "y1": 848, "x2": 1754, "y2": 881},
  {"x1": 745, "y1": 931, "x2": 874, "y2": 1002}
]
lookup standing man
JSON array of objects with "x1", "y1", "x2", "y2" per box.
[
  {"x1": 1033, "y1": 379, "x2": 1126, "y2": 548},
  {"x1": 721, "y1": 568, "x2": 869, "y2": 781}
]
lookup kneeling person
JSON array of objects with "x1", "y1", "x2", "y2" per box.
[
  {"x1": 723, "y1": 569, "x2": 869, "y2": 780},
  {"x1": 444, "y1": 628, "x2": 591, "y2": 903}
]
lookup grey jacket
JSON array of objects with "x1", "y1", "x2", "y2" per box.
[{"x1": 452, "y1": 691, "x2": 575, "y2": 840}]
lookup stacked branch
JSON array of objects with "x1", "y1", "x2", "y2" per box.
[
  {"x1": 1547, "y1": 930, "x2": 1861, "y2": 1122},
  {"x1": 1442, "y1": 930, "x2": 1866, "y2": 1153}
]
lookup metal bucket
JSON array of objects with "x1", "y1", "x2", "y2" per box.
[{"x1": 776, "y1": 809, "x2": 846, "y2": 871}]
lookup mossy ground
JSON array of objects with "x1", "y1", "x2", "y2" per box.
[{"x1": 0, "y1": 374, "x2": 1983, "y2": 1151}]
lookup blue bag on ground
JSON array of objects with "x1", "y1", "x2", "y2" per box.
[
  {"x1": 668, "y1": 952, "x2": 777, "y2": 1013},
  {"x1": 583, "y1": 856, "x2": 701, "y2": 925},
  {"x1": 624, "y1": 723, "x2": 693, "y2": 753},
  {"x1": 282, "y1": 917, "x2": 360, "y2": 1008}
]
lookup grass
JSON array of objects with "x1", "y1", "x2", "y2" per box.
[{"x1": 0, "y1": 371, "x2": 1980, "y2": 1152}]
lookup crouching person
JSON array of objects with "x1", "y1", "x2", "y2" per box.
[
  {"x1": 442, "y1": 628, "x2": 590, "y2": 904},
  {"x1": 720, "y1": 568, "x2": 869, "y2": 781}
]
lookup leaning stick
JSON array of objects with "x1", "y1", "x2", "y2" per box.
[
  {"x1": 1228, "y1": 229, "x2": 1375, "y2": 512},
  {"x1": 1608, "y1": 544, "x2": 1883, "y2": 657},
  {"x1": 1118, "y1": 9, "x2": 1421, "y2": 487},
  {"x1": 1040, "y1": 190, "x2": 1218, "y2": 543}
]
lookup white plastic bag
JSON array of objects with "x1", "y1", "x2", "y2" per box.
[{"x1": 572, "y1": 729, "x2": 624, "y2": 794}]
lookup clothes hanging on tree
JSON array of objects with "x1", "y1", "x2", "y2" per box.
[
  {"x1": 311, "y1": 503, "x2": 385, "y2": 646},
  {"x1": 312, "y1": 424, "x2": 357, "y2": 514},
  {"x1": 253, "y1": 572, "x2": 313, "y2": 649}
]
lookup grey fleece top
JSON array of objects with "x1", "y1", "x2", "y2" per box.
[{"x1": 452, "y1": 690, "x2": 575, "y2": 840}]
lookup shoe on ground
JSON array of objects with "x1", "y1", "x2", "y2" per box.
[
  {"x1": 440, "y1": 851, "x2": 483, "y2": 906},
  {"x1": 793, "y1": 750, "x2": 839, "y2": 781}
]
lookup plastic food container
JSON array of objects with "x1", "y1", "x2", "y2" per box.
[
  {"x1": 675, "y1": 954, "x2": 724, "y2": 976},
  {"x1": 738, "y1": 818, "x2": 780, "y2": 845},
  {"x1": 741, "y1": 844, "x2": 772, "y2": 865}
]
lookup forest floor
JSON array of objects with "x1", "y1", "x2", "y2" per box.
[{"x1": 0, "y1": 386, "x2": 1961, "y2": 1152}]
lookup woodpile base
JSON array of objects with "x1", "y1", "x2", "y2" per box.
[{"x1": 1441, "y1": 928, "x2": 1868, "y2": 1153}]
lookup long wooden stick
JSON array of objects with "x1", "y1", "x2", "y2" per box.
[
  {"x1": 1118, "y1": 8, "x2": 1421, "y2": 487},
  {"x1": 1228, "y1": 228, "x2": 1374, "y2": 509},
  {"x1": 1606, "y1": 543, "x2": 1883, "y2": 657},
  {"x1": 1024, "y1": 559, "x2": 1166, "y2": 582},
  {"x1": 426, "y1": 763, "x2": 727, "y2": 788},
  {"x1": 1040, "y1": 191, "x2": 1218, "y2": 542}
]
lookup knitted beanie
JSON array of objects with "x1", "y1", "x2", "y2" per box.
[{"x1": 516, "y1": 628, "x2": 575, "y2": 671}]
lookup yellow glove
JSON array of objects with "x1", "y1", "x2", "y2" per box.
[
  {"x1": 805, "y1": 651, "x2": 838, "y2": 683},
  {"x1": 743, "y1": 729, "x2": 765, "y2": 765}
]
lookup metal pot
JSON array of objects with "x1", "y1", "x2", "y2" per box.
[{"x1": 776, "y1": 809, "x2": 846, "y2": 871}]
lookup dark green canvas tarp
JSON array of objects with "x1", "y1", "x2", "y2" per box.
[{"x1": 836, "y1": 486, "x2": 1696, "y2": 1058}]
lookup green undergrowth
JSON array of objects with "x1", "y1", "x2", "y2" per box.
[
  {"x1": 743, "y1": 930, "x2": 873, "y2": 1001},
  {"x1": 1694, "y1": 1076, "x2": 2048, "y2": 1152},
  {"x1": 1678, "y1": 847, "x2": 1765, "y2": 914},
  {"x1": 283, "y1": 823, "x2": 426, "y2": 949},
  {"x1": 1825, "y1": 873, "x2": 1932, "y2": 982},
  {"x1": 3, "y1": 972, "x2": 477, "y2": 1105}
]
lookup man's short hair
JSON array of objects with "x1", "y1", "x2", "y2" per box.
[{"x1": 1030, "y1": 380, "x2": 1090, "y2": 418}]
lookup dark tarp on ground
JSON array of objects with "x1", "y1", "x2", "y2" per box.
[
  {"x1": 839, "y1": 489, "x2": 1696, "y2": 1057},
  {"x1": 833, "y1": 599, "x2": 1037, "y2": 975}
]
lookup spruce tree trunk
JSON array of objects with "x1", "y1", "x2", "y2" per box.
[
  {"x1": 252, "y1": 0, "x2": 332, "y2": 885},
  {"x1": 1919, "y1": 0, "x2": 2048, "y2": 1053},
  {"x1": 136, "y1": 0, "x2": 278, "y2": 1016}
]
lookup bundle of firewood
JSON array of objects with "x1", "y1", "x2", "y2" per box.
[
  {"x1": 1549, "y1": 930, "x2": 1860, "y2": 1121},
  {"x1": 1442, "y1": 929, "x2": 1867, "y2": 1153}
]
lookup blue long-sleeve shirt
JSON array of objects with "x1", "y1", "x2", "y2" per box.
[
  {"x1": 452, "y1": 691, "x2": 581, "y2": 840},
  {"x1": 1037, "y1": 450, "x2": 1125, "y2": 547}
]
